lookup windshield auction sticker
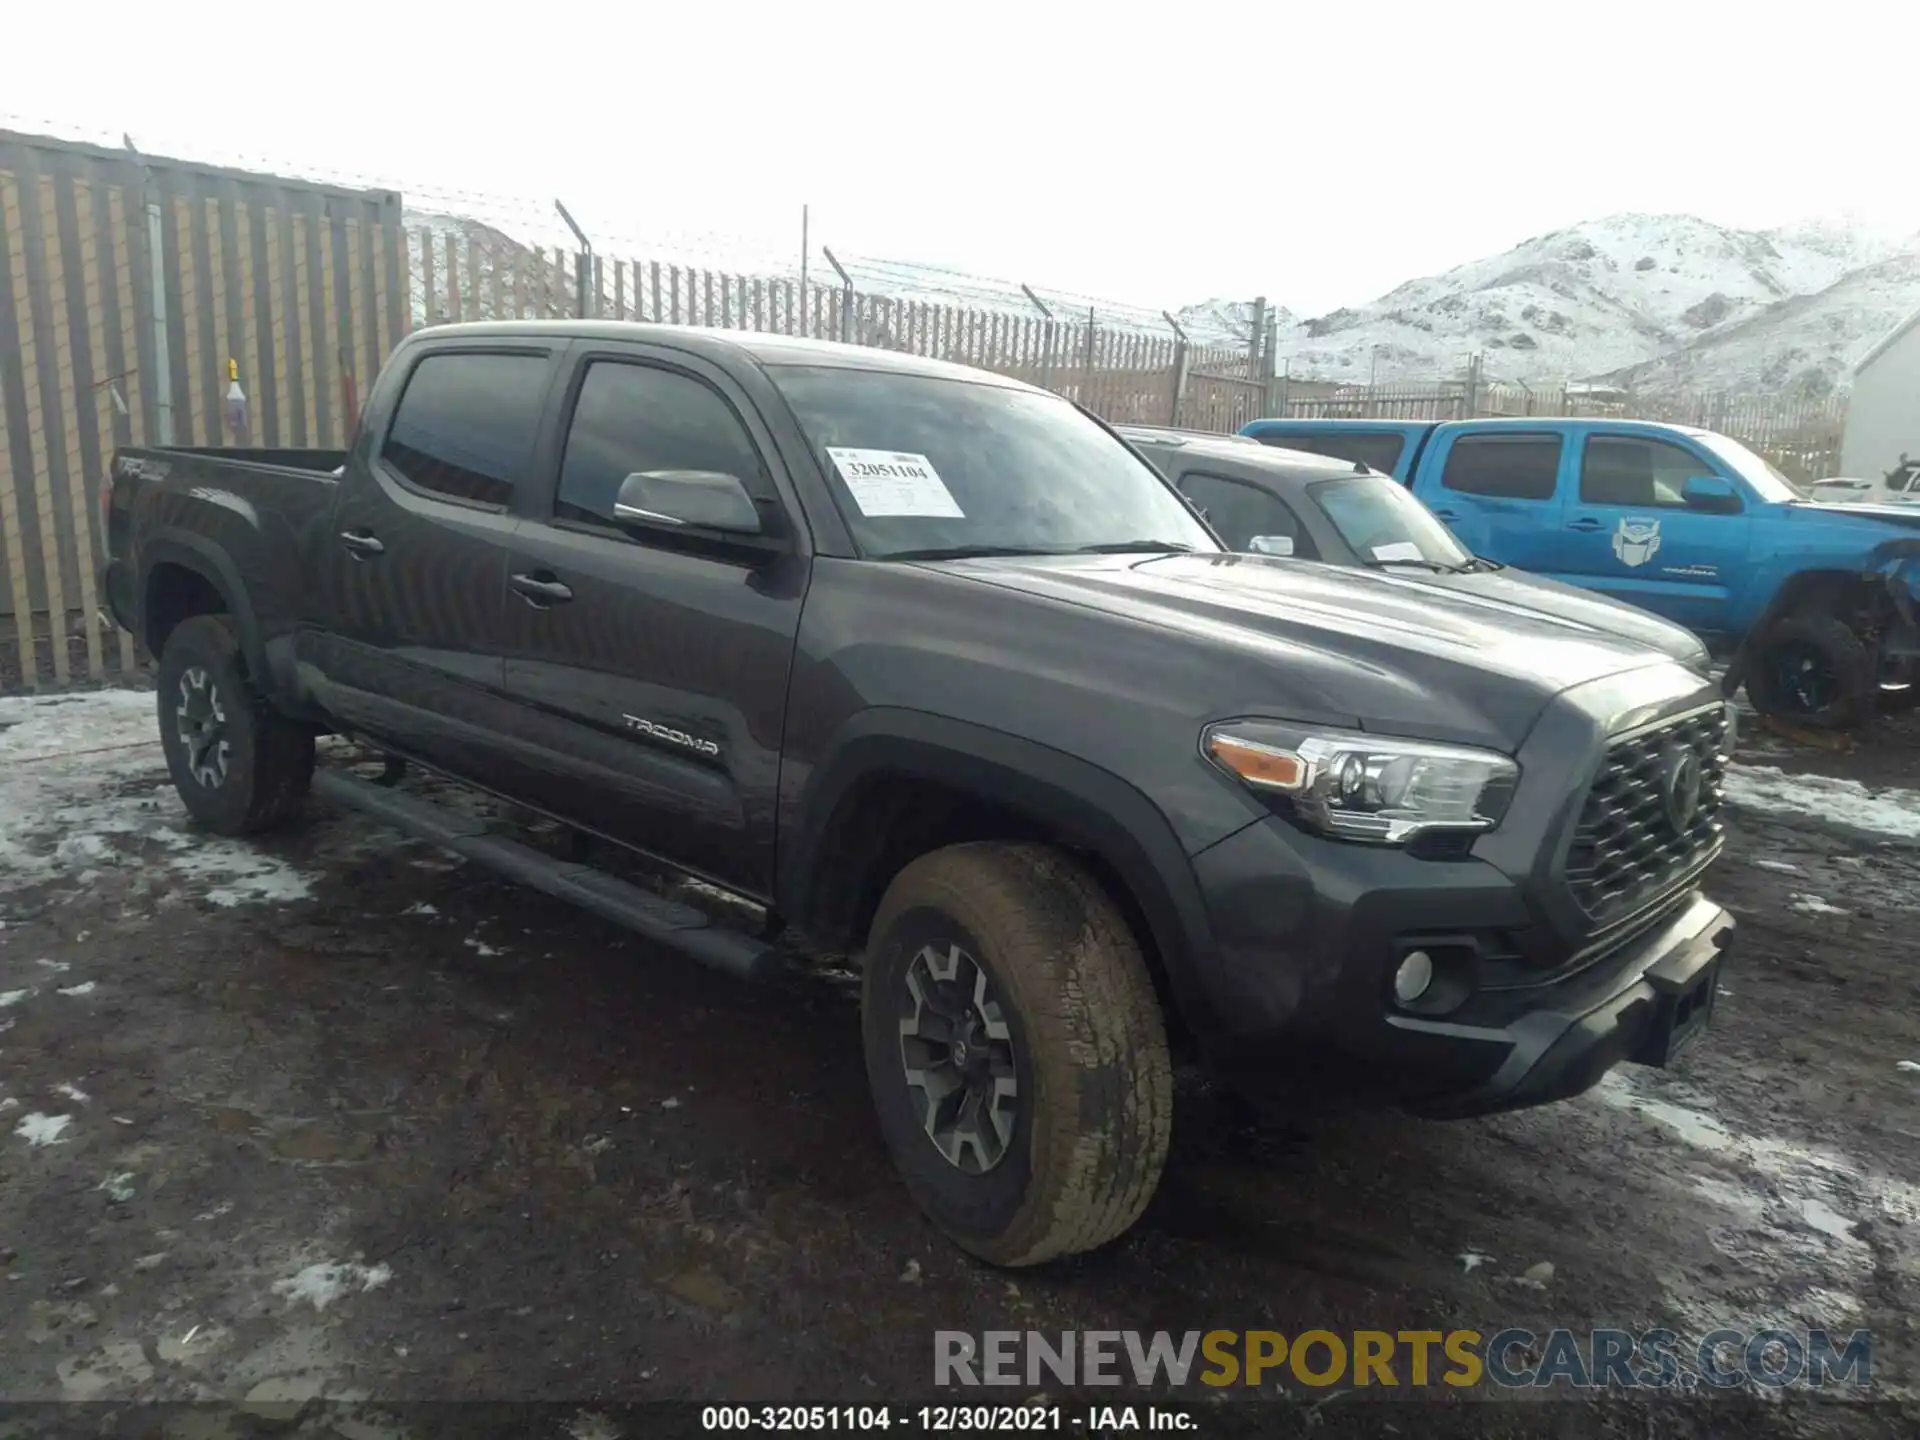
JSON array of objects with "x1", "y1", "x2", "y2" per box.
[{"x1": 827, "y1": 448, "x2": 965, "y2": 518}]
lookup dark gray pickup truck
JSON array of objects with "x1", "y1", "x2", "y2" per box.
[{"x1": 102, "y1": 321, "x2": 1735, "y2": 1266}]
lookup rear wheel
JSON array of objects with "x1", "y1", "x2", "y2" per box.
[
  {"x1": 155, "y1": 615, "x2": 314, "y2": 835},
  {"x1": 861, "y1": 842, "x2": 1172, "y2": 1267},
  {"x1": 1746, "y1": 614, "x2": 1874, "y2": 730}
]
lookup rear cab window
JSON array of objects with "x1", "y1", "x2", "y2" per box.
[
  {"x1": 1439, "y1": 433, "x2": 1563, "y2": 501},
  {"x1": 1253, "y1": 430, "x2": 1409, "y2": 474},
  {"x1": 380, "y1": 350, "x2": 550, "y2": 508}
]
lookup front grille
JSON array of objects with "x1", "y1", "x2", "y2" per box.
[{"x1": 1566, "y1": 704, "x2": 1728, "y2": 929}]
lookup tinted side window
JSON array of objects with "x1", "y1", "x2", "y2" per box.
[
  {"x1": 1179, "y1": 472, "x2": 1318, "y2": 557},
  {"x1": 1441, "y1": 435, "x2": 1562, "y2": 501},
  {"x1": 1580, "y1": 436, "x2": 1715, "y2": 508},
  {"x1": 381, "y1": 352, "x2": 548, "y2": 506},
  {"x1": 557, "y1": 362, "x2": 767, "y2": 527},
  {"x1": 1255, "y1": 431, "x2": 1407, "y2": 474}
]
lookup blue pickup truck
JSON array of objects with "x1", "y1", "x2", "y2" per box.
[{"x1": 1239, "y1": 417, "x2": 1920, "y2": 728}]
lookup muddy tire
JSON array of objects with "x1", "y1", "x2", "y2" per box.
[
  {"x1": 155, "y1": 615, "x2": 314, "y2": 836},
  {"x1": 861, "y1": 842, "x2": 1172, "y2": 1267},
  {"x1": 1746, "y1": 614, "x2": 1874, "y2": 731}
]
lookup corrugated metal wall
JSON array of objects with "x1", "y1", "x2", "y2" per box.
[{"x1": 0, "y1": 129, "x2": 408, "y2": 688}]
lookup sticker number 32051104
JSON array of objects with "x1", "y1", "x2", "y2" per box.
[{"x1": 827, "y1": 448, "x2": 965, "y2": 518}]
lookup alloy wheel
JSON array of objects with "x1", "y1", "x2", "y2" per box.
[
  {"x1": 175, "y1": 666, "x2": 232, "y2": 788},
  {"x1": 898, "y1": 941, "x2": 1020, "y2": 1174}
]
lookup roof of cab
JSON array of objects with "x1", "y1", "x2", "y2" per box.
[
  {"x1": 403, "y1": 321, "x2": 1045, "y2": 391},
  {"x1": 1242, "y1": 417, "x2": 1435, "y2": 433},
  {"x1": 1243, "y1": 414, "x2": 1716, "y2": 438},
  {"x1": 1119, "y1": 424, "x2": 1371, "y2": 480}
]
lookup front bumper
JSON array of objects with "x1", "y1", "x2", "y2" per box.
[
  {"x1": 1397, "y1": 892, "x2": 1730, "y2": 1117},
  {"x1": 1174, "y1": 662, "x2": 1733, "y2": 1118},
  {"x1": 1186, "y1": 810, "x2": 1733, "y2": 1119}
]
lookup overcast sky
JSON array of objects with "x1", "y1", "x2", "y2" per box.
[{"x1": 8, "y1": 1, "x2": 1916, "y2": 317}]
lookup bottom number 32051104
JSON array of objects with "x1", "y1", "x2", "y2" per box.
[{"x1": 701, "y1": 1406, "x2": 1070, "y2": 1431}]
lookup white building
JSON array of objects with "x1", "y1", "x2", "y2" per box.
[{"x1": 1839, "y1": 304, "x2": 1920, "y2": 497}]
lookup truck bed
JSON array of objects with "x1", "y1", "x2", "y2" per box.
[
  {"x1": 101, "y1": 444, "x2": 346, "y2": 672},
  {"x1": 127, "y1": 444, "x2": 349, "y2": 475}
]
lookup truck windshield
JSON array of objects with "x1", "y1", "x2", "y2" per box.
[
  {"x1": 1308, "y1": 474, "x2": 1474, "y2": 569},
  {"x1": 1696, "y1": 433, "x2": 1806, "y2": 502},
  {"x1": 769, "y1": 367, "x2": 1220, "y2": 560}
]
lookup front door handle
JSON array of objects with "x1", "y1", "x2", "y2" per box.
[
  {"x1": 510, "y1": 571, "x2": 574, "y2": 607},
  {"x1": 1430, "y1": 508, "x2": 1460, "y2": 522},
  {"x1": 339, "y1": 530, "x2": 385, "y2": 558},
  {"x1": 1566, "y1": 517, "x2": 1605, "y2": 532}
]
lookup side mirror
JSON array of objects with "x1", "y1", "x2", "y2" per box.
[
  {"x1": 1681, "y1": 475, "x2": 1742, "y2": 514},
  {"x1": 1247, "y1": 534, "x2": 1295, "y2": 557},
  {"x1": 614, "y1": 470, "x2": 764, "y2": 535}
]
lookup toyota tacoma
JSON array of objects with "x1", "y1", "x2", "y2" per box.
[{"x1": 102, "y1": 322, "x2": 1735, "y2": 1266}]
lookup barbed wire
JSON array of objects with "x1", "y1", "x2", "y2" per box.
[{"x1": 2, "y1": 109, "x2": 1233, "y2": 338}]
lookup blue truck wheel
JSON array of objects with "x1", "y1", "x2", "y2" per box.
[{"x1": 1747, "y1": 614, "x2": 1874, "y2": 730}]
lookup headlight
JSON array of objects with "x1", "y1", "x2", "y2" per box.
[{"x1": 1204, "y1": 721, "x2": 1519, "y2": 845}]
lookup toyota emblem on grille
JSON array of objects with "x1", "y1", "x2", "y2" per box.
[{"x1": 1660, "y1": 744, "x2": 1703, "y2": 834}]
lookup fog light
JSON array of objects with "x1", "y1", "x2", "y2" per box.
[{"x1": 1394, "y1": 950, "x2": 1434, "y2": 1004}]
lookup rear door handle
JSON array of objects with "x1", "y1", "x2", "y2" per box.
[
  {"x1": 510, "y1": 571, "x2": 574, "y2": 607},
  {"x1": 1566, "y1": 517, "x2": 1605, "y2": 532},
  {"x1": 1430, "y1": 508, "x2": 1460, "y2": 522},
  {"x1": 339, "y1": 530, "x2": 385, "y2": 557}
]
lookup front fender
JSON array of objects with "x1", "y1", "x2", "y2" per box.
[{"x1": 781, "y1": 707, "x2": 1227, "y2": 1038}]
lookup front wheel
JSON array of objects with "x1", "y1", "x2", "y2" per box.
[
  {"x1": 1746, "y1": 614, "x2": 1874, "y2": 730},
  {"x1": 155, "y1": 615, "x2": 315, "y2": 835},
  {"x1": 861, "y1": 842, "x2": 1172, "y2": 1267}
]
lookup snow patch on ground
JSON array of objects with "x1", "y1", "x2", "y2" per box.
[
  {"x1": 272, "y1": 1260, "x2": 394, "y2": 1310},
  {"x1": 1593, "y1": 1069, "x2": 1916, "y2": 1335},
  {"x1": 1724, "y1": 764, "x2": 1920, "y2": 841},
  {"x1": 15, "y1": 1112, "x2": 74, "y2": 1146},
  {"x1": 0, "y1": 691, "x2": 319, "y2": 909},
  {"x1": 1788, "y1": 894, "x2": 1849, "y2": 917},
  {"x1": 170, "y1": 847, "x2": 313, "y2": 907}
]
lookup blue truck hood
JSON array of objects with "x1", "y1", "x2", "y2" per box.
[{"x1": 1787, "y1": 500, "x2": 1920, "y2": 531}]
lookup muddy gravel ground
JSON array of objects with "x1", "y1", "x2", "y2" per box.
[{"x1": 3, "y1": 689, "x2": 1919, "y2": 1439}]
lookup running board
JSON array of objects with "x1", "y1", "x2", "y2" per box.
[{"x1": 312, "y1": 768, "x2": 781, "y2": 982}]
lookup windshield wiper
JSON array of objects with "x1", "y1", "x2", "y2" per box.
[
  {"x1": 881, "y1": 544, "x2": 1065, "y2": 561},
  {"x1": 1362, "y1": 556, "x2": 1461, "y2": 574},
  {"x1": 1074, "y1": 539, "x2": 1196, "y2": 554}
]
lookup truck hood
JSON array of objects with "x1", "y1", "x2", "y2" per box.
[
  {"x1": 1368, "y1": 564, "x2": 1708, "y2": 668},
  {"x1": 936, "y1": 552, "x2": 1695, "y2": 749},
  {"x1": 1788, "y1": 499, "x2": 1920, "y2": 529}
]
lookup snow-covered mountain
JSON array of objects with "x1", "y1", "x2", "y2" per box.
[
  {"x1": 1598, "y1": 249, "x2": 1920, "y2": 397},
  {"x1": 1252, "y1": 213, "x2": 1916, "y2": 390}
]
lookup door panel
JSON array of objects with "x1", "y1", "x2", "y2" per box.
[
  {"x1": 1419, "y1": 431, "x2": 1569, "y2": 570},
  {"x1": 501, "y1": 350, "x2": 808, "y2": 897},
  {"x1": 1555, "y1": 432, "x2": 1752, "y2": 635},
  {"x1": 312, "y1": 347, "x2": 554, "y2": 787}
]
